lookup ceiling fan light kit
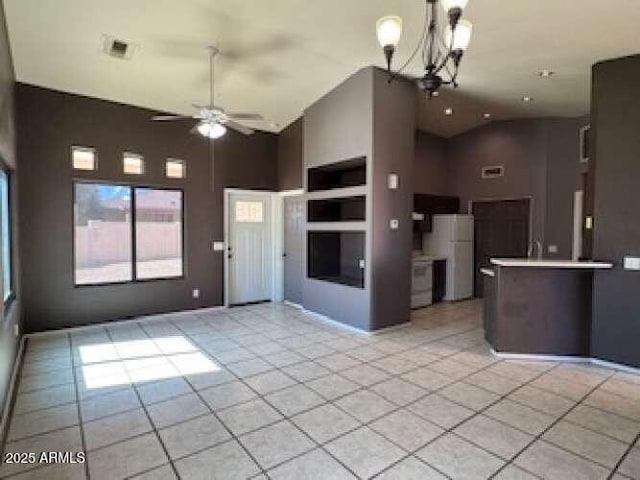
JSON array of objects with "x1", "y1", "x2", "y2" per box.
[
  {"x1": 151, "y1": 46, "x2": 263, "y2": 139},
  {"x1": 376, "y1": 0, "x2": 473, "y2": 96}
]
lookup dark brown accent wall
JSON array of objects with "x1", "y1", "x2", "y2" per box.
[
  {"x1": 414, "y1": 130, "x2": 448, "y2": 195},
  {"x1": 0, "y1": 1, "x2": 21, "y2": 436},
  {"x1": 277, "y1": 117, "x2": 303, "y2": 190},
  {"x1": 447, "y1": 119, "x2": 548, "y2": 245},
  {"x1": 17, "y1": 84, "x2": 278, "y2": 334},
  {"x1": 371, "y1": 68, "x2": 415, "y2": 330},
  {"x1": 590, "y1": 55, "x2": 640, "y2": 368}
]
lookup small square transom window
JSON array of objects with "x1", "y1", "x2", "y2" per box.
[
  {"x1": 235, "y1": 201, "x2": 264, "y2": 223},
  {"x1": 72, "y1": 146, "x2": 97, "y2": 171},
  {"x1": 166, "y1": 159, "x2": 186, "y2": 179},
  {"x1": 123, "y1": 152, "x2": 144, "y2": 175}
]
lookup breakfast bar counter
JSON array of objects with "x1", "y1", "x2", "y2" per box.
[{"x1": 482, "y1": 259, "x2": 613, "y2": 357}]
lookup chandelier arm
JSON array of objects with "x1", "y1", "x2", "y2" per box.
[{"x1": 387, "y1": 0, "x2": 430, "y2": 83}]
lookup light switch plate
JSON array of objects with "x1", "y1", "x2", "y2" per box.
[
  {"x1": 192, "y1": 288, "x2": 200, "y2": 299},
  {"x1": 390, "y1": 219, "x2": 399, "y2": 230},
  {"x1": 388, "y1": 174, "x2": 399, "y2": 190},
  {"x1": 213, "y1": 241, "x2": 225, "y2": 251},
  {"x1": 585, "y1": 216, "x2": 593, "y2": 230},
  {"x1": 623, "y1": 257, "x2": 640, "y2": 271},
  {"x1": 358, "y1": 259, "x2": 365, "y2": 269}
]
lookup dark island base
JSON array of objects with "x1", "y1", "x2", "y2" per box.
[{"x1": 484, "y1": 266, "x2": 593, "y2": 356}]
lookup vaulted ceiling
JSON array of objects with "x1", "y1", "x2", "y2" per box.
[{"x1": 5, "y1": 0, "x2": 640, "y2": 137}]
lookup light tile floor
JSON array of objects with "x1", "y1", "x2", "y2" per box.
[{"x1": 2, "y1": 300, "x2": 640, "y2": 479}]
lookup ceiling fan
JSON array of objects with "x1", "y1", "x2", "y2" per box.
[{"x1": 151, "y1": 46, "x2": 263, "y2": 139}]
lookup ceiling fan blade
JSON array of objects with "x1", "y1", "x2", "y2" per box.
[
  {"x1": 225, "y1": 120, "x2": 254, "y2": 136},
  {"x1": 152, "y1": 115, "x2": 190, "y2": 121},
  {"x1": 227, "y1": 113, "x2": 263, "y2": 121}
]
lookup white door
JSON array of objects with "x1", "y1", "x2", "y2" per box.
[{"x1": 228, "y1": 193, "x2": 273, "y2": 305}]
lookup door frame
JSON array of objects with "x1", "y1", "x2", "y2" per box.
[
  {"x1": 223, "y1": 188, "x2": 280, "y2": 307},
  {"x1": 277, "y1": 189, "x2": 305, "y2": 307}
]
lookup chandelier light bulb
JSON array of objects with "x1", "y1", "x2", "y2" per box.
[
  {"x1": 376, "y1": 15, "x2": 403, "y2": 48},
  {"x1": 441, "y1": 0, "x2": 469, "y2": 14},
  {"x1": 198, "y1": 121, "x2": 227, "y2": 139},
  {"x1": 445, "y1": 19, "x2": 473, "y2": 51}
]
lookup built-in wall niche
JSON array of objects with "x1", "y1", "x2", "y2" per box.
[
  {"x1": 308, "y1": 231, "x2": 365, "y2": 288},
  {"x1": 308, "y1": 196, "x2": 365, "y2": 222},
  {"x1": 307, "y1": 156, "x2": 366, "y2": 192}
]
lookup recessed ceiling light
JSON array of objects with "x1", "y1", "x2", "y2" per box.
[
  {"x1": 444, "y1": 107, "x2": 454, "y2": 115},
  {"x1": 483, "y1": 113, "x2": 492, "y2": 119},
  {"x1": 538, "y1": 69, "x2": 554, "y2": 77},
  {"x1": 522, "y1": 96, "x2": 533, "y2": 103}
]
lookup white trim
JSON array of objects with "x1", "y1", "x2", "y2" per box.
[
  {"x1": 300, "y1": 307, "x2": 410, "y2": 336},
  {"x1": 26, "y1": 306, "x2": 228, "y2": 338},
  {"x1": 224, "y1": 188, "x2": 279, "y2": 307},
  {"x1": 0, "y1": 335, "x2": 26, "y2": 447},
  {"x1": 278, "y1": 189, "x2": 304, "y2": 197},
  {"x1": 491, "y1": 349, "x2": 640, "y2": 374}
]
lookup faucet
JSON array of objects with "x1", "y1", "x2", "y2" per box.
[{"x1": 528, "y1": 240, "x2": 543, "y2": 260}]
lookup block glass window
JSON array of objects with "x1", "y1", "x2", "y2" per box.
[
  {"x1": 166, "y1": 159, "x2": 186, "y2": 179},
  {"x1": 135, "y1": 188, "x2": 183, "y2": 279},
  {"x1": 235, "y1": 201, "x2": 264, "y2": 223},
  {"x1": 72, "y1": 146, "x2": 97, "y2": 171},
  {"x1": 74, "y1": 182, "x2": 184, "y2": 285},
  {"x1": 123, "y1": 152, "x2": 144, "y2": 175},
  {"x1": 0, "y1": 169, "x2": 12, "y2": 302}
]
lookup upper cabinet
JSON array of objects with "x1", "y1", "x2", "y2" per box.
[{"x1": 413, "y1": 194, "x2": 460, "y2": 232}]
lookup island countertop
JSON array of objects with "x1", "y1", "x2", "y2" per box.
[{"x1": 490, "y1": 259, "x2": 613, "y2": 269}]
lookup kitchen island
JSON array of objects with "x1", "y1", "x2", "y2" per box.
[{"x1": 483, "y1": 259, "x2": 613, "y2": 358}]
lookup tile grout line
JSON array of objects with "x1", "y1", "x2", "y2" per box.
[
  {"x1": 68, "y1": 333, "x2": 92, "y2": 480},
  {"x1": 608, "y1": 432, "x2": 639, "y2": 479}
]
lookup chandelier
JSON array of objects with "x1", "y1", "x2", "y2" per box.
[{"x1": 376, "y1": 0, "x2": 473, "y2": 95}]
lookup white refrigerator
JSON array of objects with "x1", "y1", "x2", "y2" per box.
[{"x1": 423, "y1": 214, "x2": 474, "y2": 301}]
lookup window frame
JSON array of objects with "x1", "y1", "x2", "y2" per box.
[
  {"x1": 73, "y1": 180, "x2": 186, "y2": 287},
  {"x1": 0, "y1": 164, "x2": 15, "y2": 308},
  {"x1": 71, "y1": 146, "x2": 98, "y2": 171},
  {"x1": 123, "y1": 152, "x2": 145, "y2": 175},
  {"x1": 165, "y1": 158, "x2": 186, "y2": 179}
]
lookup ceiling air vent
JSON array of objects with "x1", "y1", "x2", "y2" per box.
[
  {"x1": 101, "y1": 35, "x2": 137, "y2": 60},
  {"x1": 481, "y1": 165, "x2": 504, "y2": 179}
]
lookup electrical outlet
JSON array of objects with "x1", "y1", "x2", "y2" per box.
[
  {"x1": 388, "y1": 173, "x2": 399, "y2": 190},
  {"x1": 192, "y1": 288, "x2": 200, "y2": 299},
  {"x1": 548, "y1": 245, "x2": 558, "y2": 254},
  {"x1": 623, "y1": 257, "x2": 640, "y2": 271},
  {"x1": 390, "y1": 219, "x2": 399, "y2": 230}
]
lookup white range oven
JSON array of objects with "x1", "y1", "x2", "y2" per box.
[{"x1": 411, "y1": 257, "x2": 433, "y2": 309}]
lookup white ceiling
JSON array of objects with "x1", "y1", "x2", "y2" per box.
[{"x1": 5, "y1": 0, "x2": 640, "y2": 137}]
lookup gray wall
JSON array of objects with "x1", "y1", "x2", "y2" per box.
[
  {"x1": 414, "y1": 130, "x2": 448, "y2": 195},
  {"x1": 302, "y1": 68, "x2": 373, "y2": 330},
  {"x1": 447, "y1": 119, "x2": 549, "y2": 247},
  {"x1": 0, "y1": 1, "x2": 21, "y2": 436},
  {"x1": 277, "y1": 117, "x2": 303, "y2": 191},
  {"x1": 445, "y1": 118, "x2": 585, "y2": 259},
  {"x1": 17, "y1": 84, "x2": 278, "y2": 333},
  {"x1": 371, "y1": 68, "x2": 415, "y2": 329},
  {"x1": 590, "y1": 55, "x2": 640, "y2": 368}
]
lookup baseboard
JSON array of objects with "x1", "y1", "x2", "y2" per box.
[
  {"x1": 300, "y1": 308, "x2": 410, "y2": 336},
  {"x1": 0, "y1": 334, "x2": 26, "y2": 451},
  {"x1": 490, "y1": 348, "x2": 640, "y2": 374},
  {"x1": 283, "y1": 300, "x2": 303, "y2": 309},
  {"x1": 26, "y1": 305, "x2": 228, "y2": 339}
]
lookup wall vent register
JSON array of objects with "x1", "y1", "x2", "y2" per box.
[{"x1": 481, "y1": 165, "x2": 504, "y2": 179}]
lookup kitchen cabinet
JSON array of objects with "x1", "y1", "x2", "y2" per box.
[{"x1": 413, "y1": 194, "x2": 460, "y2": 232}]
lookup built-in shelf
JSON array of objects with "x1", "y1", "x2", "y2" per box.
[
  {"x1": 308, "y1": 231, "x2": 365, "y2": 289},
  {"x1": 308, "y1": 195, "x2": 365, "y2": 222},
  {"x1": 307, "y1": 156, "x2": 366, "y2": 192}
]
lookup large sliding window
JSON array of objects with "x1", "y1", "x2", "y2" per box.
[
  {"x1": 74, "y1": 182, "x2": 183, "y2": 286},
  {"x1": 0, "y1": 169, "x2": 13, "y2": 302}
]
